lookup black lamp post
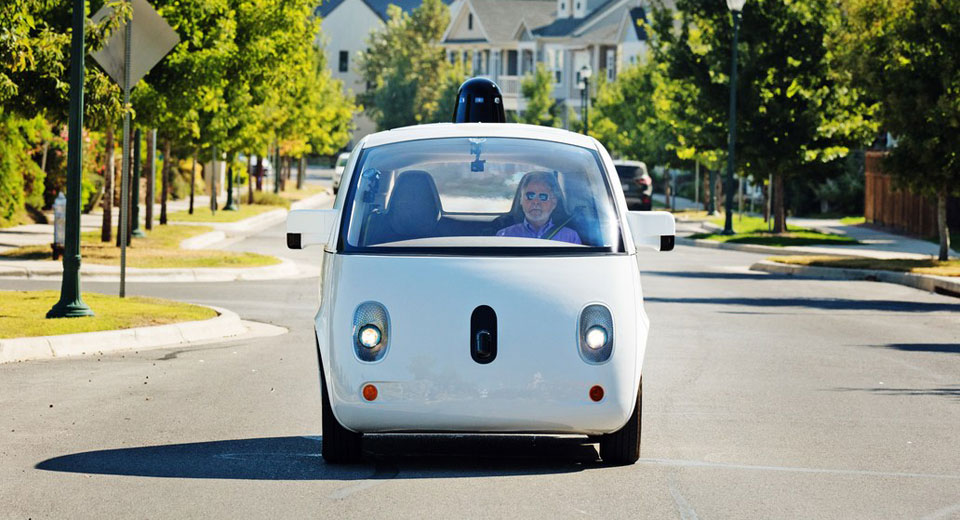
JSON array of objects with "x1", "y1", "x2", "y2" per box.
[
  {"x1": 579, "y1": 65, "x2": 592, "y2": 135},
  {"x1": 48, "y1": 0, "x2": 93, "y2": 318},
  {"x1": 722, "y1": 0, "x2": 745, "y2": 235}
]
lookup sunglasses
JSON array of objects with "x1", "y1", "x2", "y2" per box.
[{"x1": 525, "y1": 191, "x2": 551, "y2": 201}]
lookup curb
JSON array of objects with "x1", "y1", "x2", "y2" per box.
[
  {"x1": 749, "y1": 260, "x2": 960, "y2": 299},
  {"x1": 0, "y1": 305, "x2": 248, "y2": 364},
  {"x1": 675, "y1": 237, "x2": 844, "y2": 257},
  {"x1": 0, "y1": 256, "x2": 299, "y2": 282}
]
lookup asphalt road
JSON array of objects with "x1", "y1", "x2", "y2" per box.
[{"x1": 1, "y1": 201, "x2": 959, "y2": 519}]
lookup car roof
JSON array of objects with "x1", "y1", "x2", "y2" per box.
[
  {"x1": 361, "y1": 123, "x2": 601, "y2": 150},
  {"x1": 612, "y1": 160, "x2": 646, "y2": 167}
]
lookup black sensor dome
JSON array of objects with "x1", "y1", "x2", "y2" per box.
[{"x1": 452, "y1": 77, "x2": 506, "y2": 123}]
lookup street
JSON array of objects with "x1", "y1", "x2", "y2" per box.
[{"x1": 1, "y1": 199, "x2": 958, "y2": 519}]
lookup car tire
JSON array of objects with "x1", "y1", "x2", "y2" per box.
[
  {"x1": 319, "y1": 357, "x2": 362, "y2": 464},
  {"x1": 599, "y1": 381, "x2": 641, "y2": 465}
]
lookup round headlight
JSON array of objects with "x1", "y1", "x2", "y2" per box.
[
  {"x1": 584, "y1": 325, "x2": 607, "y2": 350},
  {"x1": 358, "y1": 324, "x2": 382, "y2": 349}
]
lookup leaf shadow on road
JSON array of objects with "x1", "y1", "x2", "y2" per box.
[
  {"x1": 644, "y1": 297, "x2": 960, "y2": 313},
  {"x1": 881, "y1": 343, "x2": 960, "y2": 354},
  {"x1": 35, "y1": 435, "x2": 601, "y2": 480}
]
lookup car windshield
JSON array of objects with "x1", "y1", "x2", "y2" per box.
[
  {"x1": 339, "y1": 137, "x2": 623, "y2": 254},
  {"x1": 337, "y1": 157, "x2": 349, "y2": 167},
  {"x1": 615, "y1": 165, "x2": 643, "y2": 180}
]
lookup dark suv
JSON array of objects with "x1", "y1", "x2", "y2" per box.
[{"x1": 613, "y1": 160, "x2": 653, "y2": 210}]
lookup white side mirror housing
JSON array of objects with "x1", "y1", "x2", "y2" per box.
[
  {"x1": 286, "y1": 209, "x2": 339, "y2": 249},
  {"x1": 626, "y1": 211, "x2": 676, "y2": 252}
]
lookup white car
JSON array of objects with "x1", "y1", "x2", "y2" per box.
[
  {"x1": 287, "y1": 123, "x2": 675, "y2": 465},
  {"x1": 332, "y1": 152, "x2": 350, "y2": 193}
]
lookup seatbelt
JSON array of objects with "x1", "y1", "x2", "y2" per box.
[{"x1": 544, "y1": 214, "x2": 575, "y2": 240}]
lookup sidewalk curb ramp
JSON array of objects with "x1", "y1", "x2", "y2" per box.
[
  {"x1": 750, "y1": 260, "x2": 960, "y2": 299},
  {"x1": 0, "y1": 305, "x2": 254, "y2": 364}
]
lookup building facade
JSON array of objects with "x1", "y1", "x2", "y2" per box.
[{"x1": 440, "y1": 0, "x2": 656, "y2": 122}]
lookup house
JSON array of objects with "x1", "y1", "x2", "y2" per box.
[
  {"x1": 316, "y1": 0, "x2": 458, "y2": 145},
  {"x1": 440, "y1": 0, "x2": 660, "y2": 123}
]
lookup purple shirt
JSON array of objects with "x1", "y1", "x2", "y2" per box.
[{"x1": 496, "y1": 218, "x2": 582, "y2": 245}]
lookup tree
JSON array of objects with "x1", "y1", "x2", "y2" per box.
[
  {"x1": 650, "y1": 0, "x2": 876, "y2": 232},
  {"x1": 358, "y1": 0, "x2": 453, "y2": 129},
  {"x1": 519, "y1": 65, "x2": 562, "y2": 127},
  {"x1": 835, "y1": 0, "x2": 959, "y2": 260}
]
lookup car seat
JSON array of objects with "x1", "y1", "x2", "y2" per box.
[{"x1": 363, "y1": 170, "x2": 442, "y2": 245}]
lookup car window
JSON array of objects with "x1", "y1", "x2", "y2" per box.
[
  {"x1": 336, "y1": 157, "x2": 349, "y2": 167},
  {"x1": 339, "y1": 137, "x2": 623, "y2": 254},
  {"x1": 614, "y1": 165, "x2": 641, "y2": 180}
]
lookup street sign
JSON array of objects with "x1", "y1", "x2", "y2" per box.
[{"x1": 91, "y1": 0, "x2": 179, "y2": 87}]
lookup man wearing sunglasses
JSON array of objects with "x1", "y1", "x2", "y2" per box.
[{"x1": 496, "y1": 171, "x2": 582, "y2": 244}]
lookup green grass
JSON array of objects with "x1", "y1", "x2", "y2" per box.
[
  {"x1": 250, "y1": 191, "x2": 291, "y2": 209},
  {"x1": 169, "y1": 204, "x2": 279, "y2": 223},
  {"x1": 0, "y1": 224, "x2": 280, "y2": 268},
  {"x1": 839, "y1": 216, "x2": 866, "y2": 225},
  {"x1": 769, "y1": 255, "x2": 960, "y2": 277},
  {"x1": 279, "y1": 184, "x2": 328, "y2": 202},
  {"x1": 689, "y1": 215, "x2": 860, "y2": 247},
  {"x1": 0, "y1": 290, "x2": 217, "y2": 339}
]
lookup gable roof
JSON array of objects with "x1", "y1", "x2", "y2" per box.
[
  {"x1": 316, "y1": 0, "x2": 454, "y2": 22},
  {"x1": 530, "y1": 0, "x2": 619, "y2": 38},
  {"x1": 466, "y1": 0, "x2": 555, "y2": 42}
]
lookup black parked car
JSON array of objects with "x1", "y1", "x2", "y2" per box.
[{"x1": 614, "y1": 160, "x2": 653, "y2": 210}]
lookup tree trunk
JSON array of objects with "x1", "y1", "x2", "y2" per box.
[
  {"x1": 703, "y1": 170, "x2": 711, "y2": 214},
  {"x1": 663, "y1": 175, "x2": 672, "y2": 211},
  {"x1": 937, "y1": 192, "x2": 950, "y2": 261},
  {"x1": 297, "y1": 155, "x2": 305, "y2": 190},
  {"x1": 189, "y1": 150, "x2": 197, "y2": 214},
  {"x1": 101, "y1": 127, "x2": 114, "y2": 242},
  {"x1": 145, "y1": 130, "x2": 155, "y2": 230},
  {"x1": 763, "y1": 179, "x2": 770, "y2": 223},
  {"x1": 160, "y1": 139, "x2": 171, "y2": 225},
  {"x1": 773, "y1": 172, "x2": 786, "y2": 233},
  {"x1": 255, "y1": 155, "x2": 264, "y2": 192}
]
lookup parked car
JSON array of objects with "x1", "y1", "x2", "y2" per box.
[
  {"x1": 332, "y1": 152, "x2": 350, "y2": 193},
  {"x1": 613, "y1": 160, "x2": 653, "y2": 210},
  {"x1": 287, "y1": 123, "x2": 675, "y2": 465}
]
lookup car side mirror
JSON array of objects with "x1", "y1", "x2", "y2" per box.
[
  {"x1": 626, "y1": 211, "x2": 676, "y2": 252},
  {"x1": 286, "y1": 209, "x2": 338, "y2": 249}
]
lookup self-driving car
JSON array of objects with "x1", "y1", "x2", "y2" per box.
[{"x1": 287, "y1": 122, "x2": 675, "y2": 465}]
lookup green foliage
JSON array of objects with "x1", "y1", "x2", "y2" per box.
[
  {"x1": 250, "y1": 191, "x2": 291, "y2": 209},
  {"x1": 835, "y1": 0, "x2": 960, "y2": 199},
  {"x1": 519, "y1": 65, "x2": 562, "y2": 128},
  {"x1": 359, "y1": 0, "x2": 459, "y2": 129},
  {"x1": 0, "y1": 110, "x2": 49, "y2": 225}
]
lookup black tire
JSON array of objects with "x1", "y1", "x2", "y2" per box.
[
  {"x1": 319, "y1": 359, "x2": 362, "y2": 464},
  {"x1": 599, "y1": 381, "x2": 641, "y2": 465}
]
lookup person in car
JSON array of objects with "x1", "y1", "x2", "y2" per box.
[{"x1": 496, "y1": 171, "x2": 582, "y2": 244}]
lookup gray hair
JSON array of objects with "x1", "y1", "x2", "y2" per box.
[{"x1": 519, "y1": 171, "x2": 564, "y2": 201}]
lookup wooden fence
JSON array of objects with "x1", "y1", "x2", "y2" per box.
[{"x1": 864, "y1": 151, "x2": 939, "y2": 237}]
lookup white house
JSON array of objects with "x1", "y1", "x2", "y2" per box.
[
  {"x1": 441, "y1": 0, "x2": 661, "y2": 123},
  {"x1": 317, "y1": 0, "x2": 458, "y2": 146}
]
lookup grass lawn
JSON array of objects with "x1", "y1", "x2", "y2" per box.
[
  {"x1": 768, "y1": 255, "x2": 960, "y2": 277},
  {"x1": 839, "y1": 216, "x2": 866, "y2": 225},
  {"x1": 169, "y1": 204, "x2": 279, "y2": 223},
  {"x1": 688, "y1": 215, "x2": 860, "y2": 247},
  {"x1": 279, "y1": 184, "x2": 328, "y2": 202},
  {"x1": 0, "y1": 225, "x2": 280, "y2": 268},
  {"x1": 672, "y1": 210, "x2": 710, "y2": 221},
  {"x1": 0, "y1": 290, "x2": 217, "y2": 339}
]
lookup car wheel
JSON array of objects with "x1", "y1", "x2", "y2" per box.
[
  {"x1": 320, "y1": 360, "x2": 362, "y2": 464},
  {"x1": 599, "y1": 380, "x2": 641, "y2": 465}
]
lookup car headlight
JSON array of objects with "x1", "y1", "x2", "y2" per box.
[
  {"x1": 584, "y1": 325, "x2": 607, "y2": 350},
  {"x1": 353, "y1": 302, "x2": 389, "y2": 362},
  {"x1": 357, "y1": 324, "x2": 381, "y2": 349},
  {"x1": 578, "y1": 304, "x2": 613, "y2": 364}
]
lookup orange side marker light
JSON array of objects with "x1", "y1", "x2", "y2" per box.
[
  {"x1": 362, "y1": 384, "x2": 378, "y2": 401},
  {"x1": 589, "y1": 385, "x2": 604, "y2": 402}
]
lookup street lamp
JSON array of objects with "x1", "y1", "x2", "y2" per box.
[
  {"x1": 579, "y1": 65, "x2": 592, "y2": 135},
  {"x1": 722, "y1": 0, "x2": 745, "y2": 235}
]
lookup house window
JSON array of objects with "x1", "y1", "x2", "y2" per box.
[
  {"x1": 468, "y1": 13, "x2": 473, "y2": 30},
  {"x1": 576, "y1": 2, "x2": 580, "y2": 10},
  {"x1": 546, "y1": 48, "x2": 563, "y2": 84},
  {"x1": 561, "y1": 2, "x2": 565, "y2": 11},
  {"x1": 339, "y1": 51, "x2": 348, "y2": 72}
]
